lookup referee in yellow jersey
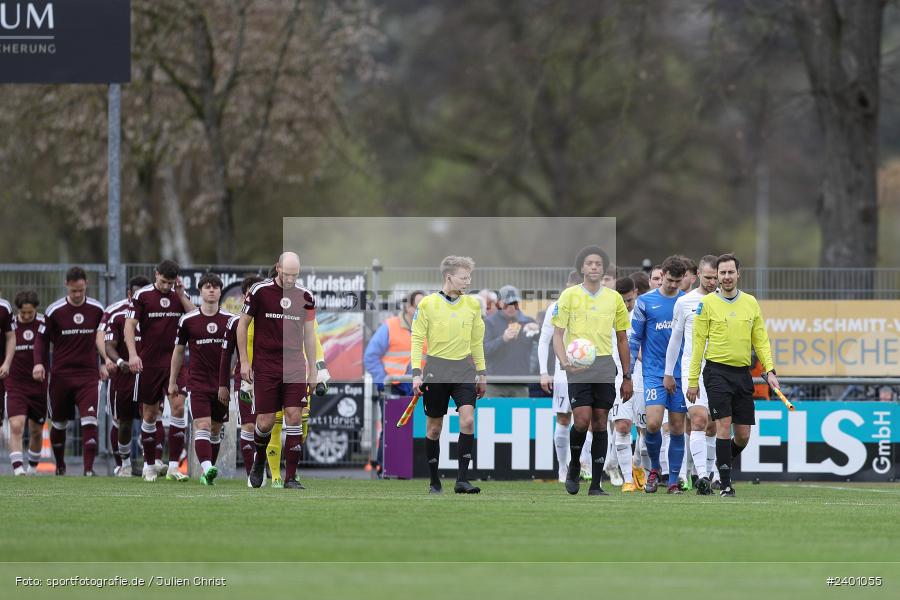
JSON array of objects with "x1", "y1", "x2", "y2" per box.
[
  {"x1": 687, "y1": 254, "x2": 780, "y2": 498},
  {"x1": 411, "y1": 256, "x2": 487, "y2": 494}
]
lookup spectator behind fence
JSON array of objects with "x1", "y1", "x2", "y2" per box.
[
  {"x1": 477, "y1": 289, "x2": 498, "y2": 318},
  {"x1": 484, "y1": 285, "x2": 539, "y2": 397},
  {"x1": 365, "y1": 290, "x2": 424, "y2": 395}
]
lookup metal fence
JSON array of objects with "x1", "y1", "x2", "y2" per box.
[
  {"x1": 376, "y1": 266, "x2": 900, "y2": 301},
  {"x1": 4, "y1": 264, "x2": 900, "y2": 304},
  {"x1": 0, "y1": 263, "x2": 109, "y2": 307}
]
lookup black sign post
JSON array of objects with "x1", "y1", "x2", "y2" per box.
[
  {"x1": 0, "y1": 0, "x2": 131, "y2": 83},
  {"x1": 1, "y1": 0, "x2": 132, "y2": 306}
]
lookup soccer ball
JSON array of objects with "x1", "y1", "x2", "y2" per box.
[{"x1": 566, "y1": 338, "x2": 596, "y2": 367}]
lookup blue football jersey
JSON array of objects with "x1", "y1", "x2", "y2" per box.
[{"x1": 629, "y1": 289, "x2": 685, "y2": 379}]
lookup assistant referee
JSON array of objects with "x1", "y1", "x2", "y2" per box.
[
  {"x1": 411, "y1": 255, "x2": 487, "y2": 495},
  {"x1": 686, "y1": 253, "x2": 779, "y2": 498}
]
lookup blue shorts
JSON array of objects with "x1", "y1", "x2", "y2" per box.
[{"x1": 643, "y1": 376, "x2": 687, "y2": 413}]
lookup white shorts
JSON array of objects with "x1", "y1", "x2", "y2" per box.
[
  {"x1": 680, "y1": 370, "x2": 709, "y2": 410},
  {"x1": 612, "y1": 373, "x2": 646, "y2": 427},
  {"x1": 551, "y1": 370, "x2": 571, "y2": 414}
]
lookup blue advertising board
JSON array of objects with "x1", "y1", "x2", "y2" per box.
[{"x1": 400, "y1": 399, "x2": 898, "y2": 481}]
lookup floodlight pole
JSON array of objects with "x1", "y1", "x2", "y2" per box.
[{"x1": 107, "y1": 83, "x2": 124, "y2": 305}]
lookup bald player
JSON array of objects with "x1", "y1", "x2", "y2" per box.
[{"x1": 239, "y1": 252, "x2": 318, "y2": 490}]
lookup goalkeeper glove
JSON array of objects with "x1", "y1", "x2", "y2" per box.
[
  {"x1": 238, "y1": 379, "x2": 253, "y2": 404},
  {"x1": 315, "y1": 362, "x2": 330, "y2": 397}
]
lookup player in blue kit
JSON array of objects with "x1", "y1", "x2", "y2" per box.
[{"x1": 629, "y1": 256, "x2": 688, "y2": 494}]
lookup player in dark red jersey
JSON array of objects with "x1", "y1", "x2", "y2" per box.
[
  {"x1": 238, "y1": 252, "x2": 318, "y2": 490},
  {"x1": 100, "y1": 276, "x2": 151, "y2": 476},
  {"x1": 219, "y1": 275, "x2": 263, "y2": 479},
  {"x1": 6, "y1": 291, "x2": 48, "y2": 475},
  {"x1": 105, "y1": 309, "x2": 140, "y2": 477},
  {"x1": 125, "y1": 260, "x2": 195, "y2": 482},
  {"x1": 169, "y1": 273, "x2": 231, "y2": 485},
  {"x1": 32, "y1": 267, "x2": 106, "y2": 476},
  {"x1": 0, "y1": 293, "x2": 16, "y2": 429}
]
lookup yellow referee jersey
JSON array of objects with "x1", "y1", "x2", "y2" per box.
[
  {"x1": 410, "y1": 292, "x2": 486, "y2": 371},
  {"x1": 689, "y1": 290, "x2": 774, "y2": 387},
  {"x1": 551, "y1": 284, "x2": 629, "y2": 356}
]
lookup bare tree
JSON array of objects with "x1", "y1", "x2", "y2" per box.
[{"x1": 139, "y1": 0, "x2": 379, "y2": 262}]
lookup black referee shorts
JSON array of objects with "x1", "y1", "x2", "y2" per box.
[
  {"x1": 568, "y1": 382, "x2": 615, "y2": 411},
  {"x1": 422, "y1": 356, "x2": 477, "y2": 418},
  {"x1": 703, "y1": 361, "x2": 755, "y2": 425}
]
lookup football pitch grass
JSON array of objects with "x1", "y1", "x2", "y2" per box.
[{"x1": 1, "y1": 477, "x2": 897, "y2": 599}]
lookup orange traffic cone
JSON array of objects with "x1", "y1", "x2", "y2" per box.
[{"x1": 37, "y1": 423, "x2": 55, "y2": 473}]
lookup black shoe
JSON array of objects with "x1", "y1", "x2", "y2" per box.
[
  {"x1": 284, "y1": 478, "x2": 303, "y2": 489},
  {"x1": 691, "y1": 474, "x2": 699, "y2": 488},
  {"x1": 454, "y1": 480, "x2": 481, "y2": 494},
  {"x1": 55, "y1": 465, "x2": 66, "y2": 476},
  {"x1": 587, "y1": 485, "x2": 609, "y2": 496},
  {"x1": 429, "y1": 481, "x2": 443, "y2": 494},
  {"x1": 565, "y1": 477, "x2": 580, "y2": 495},
  {"x1": 720, "y1": 485, "x2": 736, "y2": 498},
  {"x1": 248, "y1": 458, "x2": 266, "y2": 489},
  {"x1": 712, "y1": 479, "x2": 722, "y2": 491},
  {"x1": 696, "y1": 475, "x2": 713, "y2": 496}
]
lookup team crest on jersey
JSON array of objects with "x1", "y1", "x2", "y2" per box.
[
  {"x1": 280, "y1": 297, "x2": 292, "y2": 309},
  {"x1": 73, "y1": 313, "x2": 84, "y2": 325},
  {"x1": 206, "y1": 322, "x2": 218, "y2": 334},
  {"x1": 23, "y1": 330, "x2": 34, "y2": 341},
  {"x1": 160, "y1": 298, "x2": 171, "y2": 308}
]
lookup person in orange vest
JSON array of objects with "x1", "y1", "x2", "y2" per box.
[
  {"x1": 750, "y1": 351, "x2": 771, "y2": 400},
  {"x1": 365, "y1": 290, "x2": 425, "y2": 473}
]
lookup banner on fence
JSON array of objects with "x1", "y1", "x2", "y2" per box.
[
  {"x1": 761, "y1": 300, "x2": 900, "y2": 377},
  {"x1": 182, "y1": 267, "x2": 366, "y2": 382}
]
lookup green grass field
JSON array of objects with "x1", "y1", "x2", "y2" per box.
[{"x1": 1, "y1": 477, "x2": 898, "y2": 599}]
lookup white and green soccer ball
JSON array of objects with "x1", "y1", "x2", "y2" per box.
[{"x1": 566, "y1": 338, "x2": 596, "y2": 367}]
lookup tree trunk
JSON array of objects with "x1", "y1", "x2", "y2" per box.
[
  {"x1": 208, "y1": 130, "x2": 235, "y2": 264},
  {"x1": 792, "y1": 0, "x2": 883, "y2": 273},
  {"x1": 161, "y1": 164, "x2": 193, "y2": 266}
]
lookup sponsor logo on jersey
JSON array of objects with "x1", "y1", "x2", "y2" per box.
[
  {"x1": 264, "y1": 312, "x2": 302, "y2": 321},
  {"x1": 654, "y1": 320, "x2": 673, "y2": 330}
]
